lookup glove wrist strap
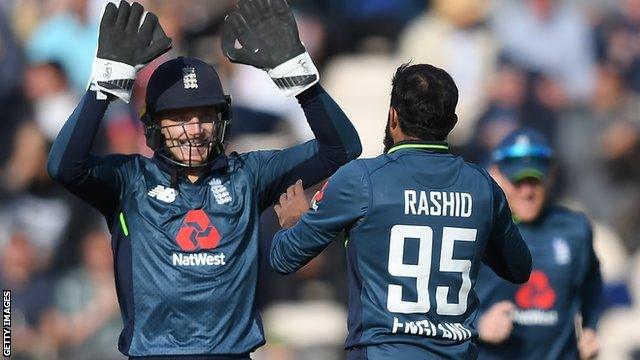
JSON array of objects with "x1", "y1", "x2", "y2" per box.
[
  {"x1": 89, "y1": 57, "x2": 137, "y2": 103},
  {"x1": 267, "y1": 52, "x2": 319, "y2": 98}
]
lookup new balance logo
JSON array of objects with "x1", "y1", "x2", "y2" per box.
[
  {"x1": 148, "y1": 185, "x2": 177, "y2": 203},
  {"x1": 183, "y1": 67, "x2": 198, "y2": 89}
]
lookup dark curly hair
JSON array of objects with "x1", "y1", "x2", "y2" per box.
[{"x1": 390, "y1": 63, "x2": 459, "y2": 141}]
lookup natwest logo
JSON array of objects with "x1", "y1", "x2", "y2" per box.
[
  {"x1": 515, "y1": 270, "x2": 556, "y2": 310},
  {"x1": 172, "y1": 252, "x2": 226, "y2": 266},
  {"x1": 513, "y1": 270, "x2": 558, "y2": 326},
  {"x1": 176, "y1": 209, "x2": 220, "y2": 251}
]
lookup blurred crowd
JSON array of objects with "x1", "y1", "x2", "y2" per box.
[{"x1": 0, "y1": 0, "x2": 639, "y2": 359}]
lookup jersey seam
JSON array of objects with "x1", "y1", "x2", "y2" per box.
[
  {"x1": 349, "y1": 160, "x2": 372, "y2": 233},
  {"x1": 366, "y1": 155, "x2": 396, "y2": 175},
  {"x1": 111, "y1": 205, "x2": 136, "y2": 355},
  {"x1": 346, "y1": 160, "x2": 369, "y2": 347},
  {"x1": 349, "y1": 173, "x2": 367, "y2": 348}
]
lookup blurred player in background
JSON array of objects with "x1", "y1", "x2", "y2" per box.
[
  {"x1": 47, "y1": 0, "x2": 361, "y2": 359},
  {"x1": 475, "y1": 128, "x2": 602, "y2": 360},
  {"x1": 268, "y1": 63, "x2": 532, "y2": 359}
]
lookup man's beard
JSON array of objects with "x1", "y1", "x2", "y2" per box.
[{"x1": 383, "y1": 115, "x2": 394, "y2": 153}]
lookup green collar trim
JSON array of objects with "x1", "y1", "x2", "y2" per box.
[{"x1": 387, "y1": 143, "x2": 449, "y2": 154}]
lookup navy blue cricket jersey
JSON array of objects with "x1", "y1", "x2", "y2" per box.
[
  {"x1": 270, "y1": 142, "x2": 532, "y2": 360},
  {"x1": 47, "y1": 84, "x2": 361, "y2": 358},
  {"x1": 476, "y1": 206, "x2": 602, "y2": 360}
]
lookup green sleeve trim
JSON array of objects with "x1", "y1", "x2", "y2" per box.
[{"x1": 119, "y1": 212, "x2": 129, "y2": 236}]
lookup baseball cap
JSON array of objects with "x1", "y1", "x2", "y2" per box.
[
  {"x1": 491, "y1": 128, "x2": 553, "y2": 183},
  {"x1": 145, "y1": 57, "x2": 227, "y2": 115}
]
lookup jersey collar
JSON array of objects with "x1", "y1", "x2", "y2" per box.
[
  {"x1": 151, "y1": 153, "x2": 229, "y2": 179},
  {"x1": 386, "y1": 140, "x2": 449, "y2": 154}
]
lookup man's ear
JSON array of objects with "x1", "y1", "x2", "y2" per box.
[
  {"x1": 389, "y1": 107, "x2": 399, "y2": 130},
  {"x1": 443, "y1": 114, "x2": 458, "y2": 135}
]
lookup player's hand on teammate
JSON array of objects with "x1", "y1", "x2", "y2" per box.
[
  {"x1": 478, "y1": 301, "x2": 515, "y2": 344},
  {"x1": 221, "y1": 0, "x2": 319, "y2": 97},
  {"x1": 274, "y1": 180, "x2": 309, "y2": 228},
  {"x1": 90, "y1": 1, "x2": 172, "y2": 103},
  {"x1": 579, "y1": 328, "x2": 599, "y2": 360}
]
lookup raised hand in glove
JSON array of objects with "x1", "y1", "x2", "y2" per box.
[
  {"x1": 90, "y1": 1, "x2": 172, "y2": 103},
  {"x1": 221, "y1": 0, "x2": 319, "y2": 97}
]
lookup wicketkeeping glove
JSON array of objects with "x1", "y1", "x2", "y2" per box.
[
  {"x1": 90, "y1": 1, "x2": 172, "y2": 102},
  {"x1": 221, "y1": 0, "x2": 319, "y2": 98}
]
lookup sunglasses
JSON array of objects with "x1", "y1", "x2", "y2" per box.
[{"x1": 492, "y1": 144, "x2": 553, "y2": 163}]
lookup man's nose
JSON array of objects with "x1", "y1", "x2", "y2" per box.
[
  {"x1": 517, "y1": 180, "x2": 538, "y2": 195},
  {"x1": 185, "y1": 117, "x2": 202, "y2": 134}
]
